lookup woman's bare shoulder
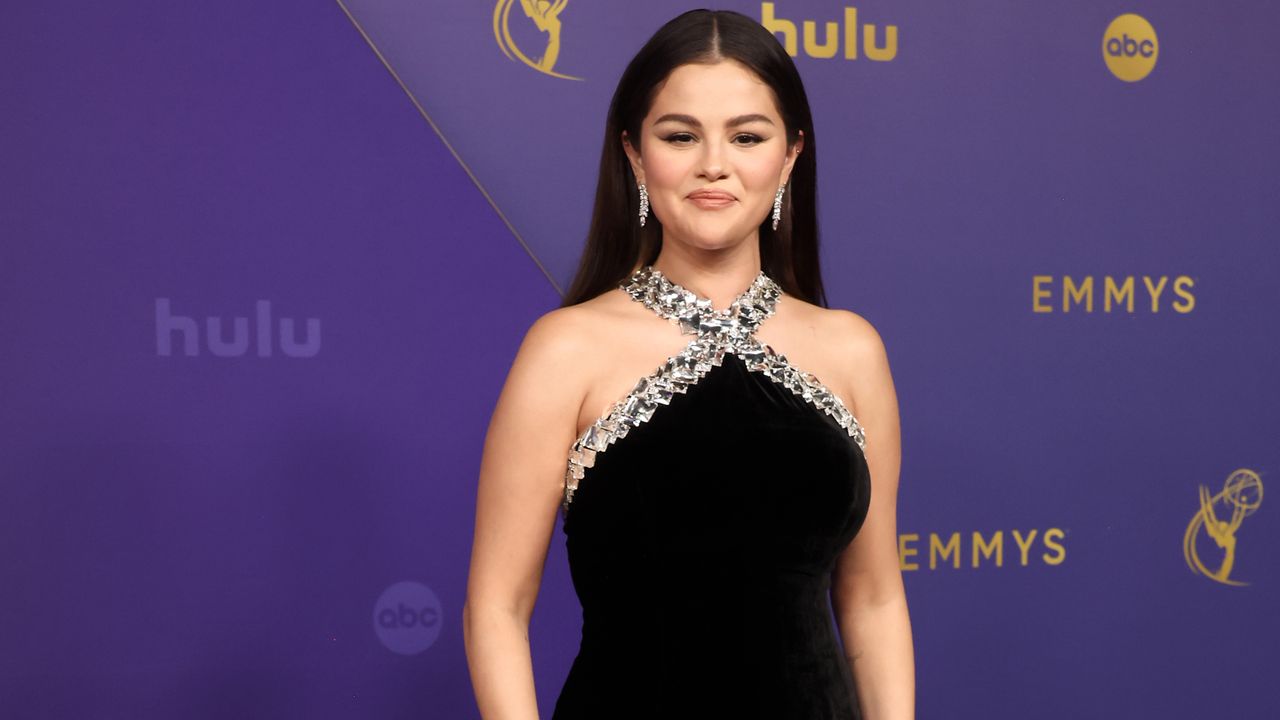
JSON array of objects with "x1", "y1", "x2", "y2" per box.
[
  {"x1": 781, "y1": 296, "x2": 890, "y2": 403},
  {"x1": 778, "y1": 295, "x2": 884, "y2": 352},
  {"x1": 819, "y1": 305, "x2": 894, "y2": 421},
  {"x1": 513, "y1": 289, "x2": 629, "y2": 372},
  {"x1": 821, "y1": 306, "x2": 886, "y2": 358}
]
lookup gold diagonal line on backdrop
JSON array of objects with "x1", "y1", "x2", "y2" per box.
[{"x1": 334, "y1": 0, "x2": 564, "y2": 297}]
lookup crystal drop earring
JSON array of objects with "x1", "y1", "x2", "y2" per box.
[
  {"x1": 638, "y1": 182, "x2": 649, "y2": 227},
  {"x1": 771, "y1": 183, "x2": 786, "y2": 230}
]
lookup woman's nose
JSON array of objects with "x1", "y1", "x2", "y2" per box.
[{"x1": 699, "y1": 137, "x2": 729, "y2": 179}]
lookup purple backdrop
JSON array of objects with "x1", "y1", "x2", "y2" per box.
[{"x1": 3, "y1": 1, "x2": 1277, "y2": 717}]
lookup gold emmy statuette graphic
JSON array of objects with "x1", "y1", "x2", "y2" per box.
[
  {"x1": 493, "y1": 0, "x2": 583, "y2": 80},
  {"x1": 1183, "y1": 469, "x2": 1264, "y2": 586}
]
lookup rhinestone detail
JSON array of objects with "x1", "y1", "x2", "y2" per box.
[{"x1": 562, "y1": 265, "x2": 867, "y2": 513}]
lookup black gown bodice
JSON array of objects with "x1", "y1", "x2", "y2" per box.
[{"x1": 552, "y1": 265, "x2": 872, "y2": 720}]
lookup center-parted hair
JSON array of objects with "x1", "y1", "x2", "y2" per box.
[{"x1": 560, "y1": 9, "x2": 829, "y2": 308}]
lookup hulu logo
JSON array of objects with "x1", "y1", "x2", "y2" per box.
[
  {"x1": 155, "y1": 298, "x2": 320, "y2": 358},
  {"x1": 761, "y1": 2, "x2": 898, "y2": 62}
]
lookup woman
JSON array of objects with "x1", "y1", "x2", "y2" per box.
[{"x1": 465, "y1": 9, "x2": 913, "y2": 719}]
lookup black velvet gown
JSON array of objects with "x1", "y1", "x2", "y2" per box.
[{"x1": 552, "y1": 265, "x2": 872, "y2": 720}]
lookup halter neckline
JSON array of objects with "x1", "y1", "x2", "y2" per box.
[
  {"x1": 620, "y1": 264, "x2": 782, "y2": 338},
  {"x1": 562, "y1": 263, "x2": 865, "y2": 513}
]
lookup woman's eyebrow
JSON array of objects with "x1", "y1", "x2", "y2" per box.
[{"x1": 653, "y1": 113, "x2": 775, "y2": 127}]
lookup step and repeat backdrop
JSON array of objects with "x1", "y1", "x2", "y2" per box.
[{"x1": 3, "y1": 0, "x2": 1276, "y2": 717}]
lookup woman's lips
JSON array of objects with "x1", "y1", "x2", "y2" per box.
[{"x1": 687, "y1": 192, "x2": 736, "y2": 209}]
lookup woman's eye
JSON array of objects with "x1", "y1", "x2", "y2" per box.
[{"x1": 663, "y1": 133, "x2": 763, "y2": 145}]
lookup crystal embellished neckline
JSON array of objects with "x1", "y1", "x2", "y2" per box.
[
  {"x1": 560, "y1": 262, "x2": 865, "y2": 515},
  {"x1": 644, "y1": 265, "x2": 772, "y2": 315},
  {"x1": 620, "y1": 264, "x2": 782, "y2": 338}
]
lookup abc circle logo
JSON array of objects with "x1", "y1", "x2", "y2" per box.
[
  {"x1": 1103, "y1": 13, "x2": 1158, "y2": 82},
  {"x1": 373, "y1": 581, "x2": 442, "y2": 655}
]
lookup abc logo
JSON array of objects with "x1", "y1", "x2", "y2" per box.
[
  {"x1": 1102, "y1": 14, "x2": 1158, "y2": 82},
  {"x1": 373, "y1": 581, "x2": 442, "y2": 656}
]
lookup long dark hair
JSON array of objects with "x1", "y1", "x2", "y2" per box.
[{"x1": 559, "y1": 9, "x2": 828, "y2": 308}]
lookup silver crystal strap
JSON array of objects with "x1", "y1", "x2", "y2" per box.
[
  {"x1": 562, "y1": 265, "x2": 867, "y2": 514},
  {"x1": 622, "y1": 264, "x2": 777, "y2": 339}
]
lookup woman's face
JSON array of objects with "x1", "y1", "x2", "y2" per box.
[{"x1": 623, "y1": 60, "x2": 802, "y2": 252}]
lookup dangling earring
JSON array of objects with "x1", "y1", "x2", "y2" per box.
[
  {"x1": 638, "y1": 182, "x2": 649, "y2": 227},
  {"x1": 771, "y1": 183, "x2": 786, "y2": 230}
]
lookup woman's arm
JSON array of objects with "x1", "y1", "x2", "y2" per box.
[
  {"x1": 829, "y1": 310, "x2": 915, "y2": 720},
  {"x1": 464, "y1": 309, "x2": 587, "y2": 720}
]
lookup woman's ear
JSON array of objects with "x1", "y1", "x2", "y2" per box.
[
  {"x1": 780, "y1": 129, "x2": 804, "y2": 186},
  {"x1": 621, "y1": 130, "x2": 644, "y2": 184}
]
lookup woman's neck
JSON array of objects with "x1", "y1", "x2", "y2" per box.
[{"x1": 649, "y1": 243, "x2": 762, "y2": 314}]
